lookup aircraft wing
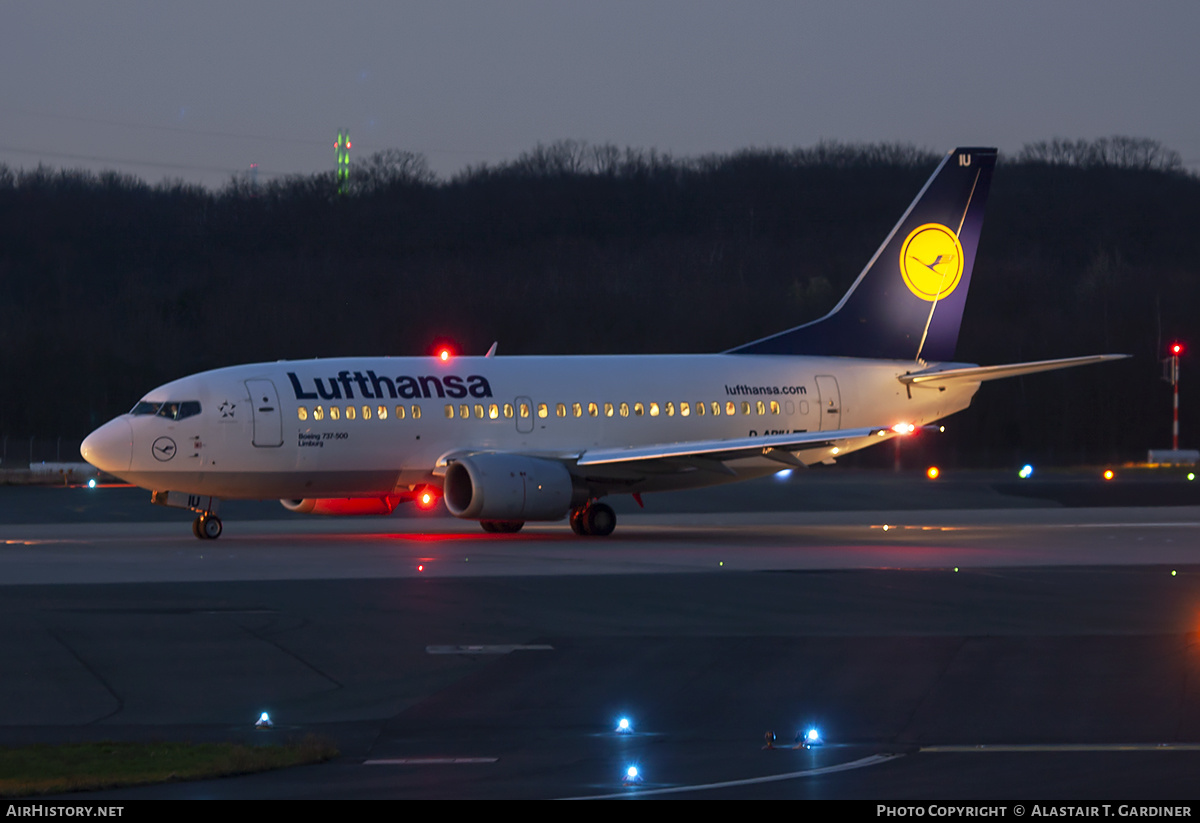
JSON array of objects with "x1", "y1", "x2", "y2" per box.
[
  {"x1": 898, "y1": 354, "x2": 1130, "y2": 386},
  {"x1": 574, "y1": 425, "x2": 912, "y2": 469}
]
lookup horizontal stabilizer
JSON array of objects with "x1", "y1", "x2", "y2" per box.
[{"x1": 898, "y1": 354, "x2": 1130, "y2": 386}]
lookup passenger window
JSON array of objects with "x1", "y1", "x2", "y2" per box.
[
  {"x1": 362, "y1": 405, "x2": 371, "y2": 420},
  {"x1": 604, "y1": 402, "x2": 614, "y2": 417},
  {"x1": 741, "y1": 401, "x2": 751, "y2": 415},
  {"x1": 298, "y1": 407, "x2": 308, "y2": 421},
  {"x1": 726, "y1": 401, "x2": 736, "y2": 416},
  {"x1": 756, "y1": 401, "x2": 765, "y2": 415},
  {"x1": 475, "y1": 404, "x2": 484, "y2": 419},
  {"x1": 459, "y1": 404, "x2": 469, "y2": 419},
  {"x1": 556, "y1": 403, "x2": 566, "y2": 418},
  {"x1": 572, "y1": 402, "x2": 582, "y2": 418},
  {"x1": 411, "y1": 405, "x2": 422, "y2": 419},
  {"x1": 395, "y1": 405, "x2": 406, "y2": 420},
  {"x1": 680, "y1": 402, "x2": 690, "y2": 417},
  {"x1": 713, "y1": 402, "x2": 722, "y2": 416},
  {"x1": 489, "y1": 404, "x2": 499, "y2": 419},
  {"x1": 537, "y1": 403, "x2": 548, "y2": 419},
  {"x1": 619, "y1": 402, "x2": 629, "y2": 418},
  {"x1": 445, "y1": 405, "x2": 455, "y2": 419},
  {"x1": 377, "y1": 405, "x2": 387, "y2": 420},
  {"x1": 770, "y1": 401, "x2": 780, "y2": 415},
  {"x1": 650, "y1": 403, "x2": 660, "y2": 417},
  {"x1": 634, "y1": 403, "x2": 644, "y2": 416},
  {"x1": 330, "y1": 406, "x2": 340, "y2": 421},
  {"x1": 519, "y1": 403, "x2": 530, "y2": 418},
  {"x1": 588, "y1": 402, "x2": 598, "y2": 417},
  {"x1": 346, "y1": 406, "x2": 356, "y2": 420},
  {"x1": 695, "y1": 402, "x2": 705, "y2": 416},
  {"x1": 665, "y1": 401, "x2": 675, "y2": 417},
  {"x1": 314, "y1": 405, "x2": 325, "y2": 421},
  {"x1": 504, "y1": 403, "x2": 514, "y2": 418}
]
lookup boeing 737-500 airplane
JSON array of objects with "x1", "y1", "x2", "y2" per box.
[{"x1": 81, "y1": 147, "x2": 1125, "y2": 539}]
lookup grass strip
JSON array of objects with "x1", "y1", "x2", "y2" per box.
[{"x1": 0, "y1": 736, "x2": 338, "y2": 796}]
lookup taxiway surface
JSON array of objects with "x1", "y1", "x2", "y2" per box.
[{"x1": 2, "y1": 475, "x2": 1199, "y2": 799}]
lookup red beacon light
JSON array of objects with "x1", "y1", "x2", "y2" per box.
[
  {"x1": 1170, "y1": 342, "x2": 1184, "y2": 356},
  {"x1": 414, "y1": 485, "x2": 440, "y2": 509},
  {"x1": 438, "y1": 348, "x2": 451, "y2": 362}
]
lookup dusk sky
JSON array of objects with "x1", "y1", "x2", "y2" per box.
[{"x1": 4, "y1": 1, "x2": 1198, "y2": 187}]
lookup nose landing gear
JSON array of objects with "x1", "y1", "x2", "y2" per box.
[
  {"x1": 192, "y1": 515, "x2": 223, "y2": 540},
  {"x1": 152, "y1": 490, "x2": 223, "y2": 540}
]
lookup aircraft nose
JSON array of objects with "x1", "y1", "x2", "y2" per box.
[{"x1": 80, "y1": 418, "x2": 133, "y2": 473}]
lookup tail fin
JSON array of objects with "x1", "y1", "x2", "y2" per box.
[{"x1": 728, "y1": 147, "x2": 996, "y2": 362}]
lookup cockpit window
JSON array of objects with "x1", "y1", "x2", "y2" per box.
[{"x1": 130, "y1": 400, "x2": 201, "y2": 420}]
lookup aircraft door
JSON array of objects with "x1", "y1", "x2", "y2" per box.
[
  {"x1": 815, "y1": 375, "x2": 841, "y2": 431},
  {"x1": 515, "y1": 396, "x2": 534, "y2": 434},
  {"x1": 246, "y1": 379, "x2": 284, "y2": 447}
]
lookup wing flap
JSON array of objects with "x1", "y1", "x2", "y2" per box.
[{"x1": 576, "y1": 426, "x2": 899, "y2": 467}]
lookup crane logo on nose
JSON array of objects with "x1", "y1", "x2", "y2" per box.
[{"x1": 152, "y1": 437, "x2": 177, "y2": 462}]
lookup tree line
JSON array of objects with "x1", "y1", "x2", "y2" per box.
[{"x1": 0, "y1": 137, "x2": 1195, "y2": 467}]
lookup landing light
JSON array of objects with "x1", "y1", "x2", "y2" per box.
[
  {"x1": 256, "y1": 712, "x2": 272, "y2": 729},
  {"x1": 774, "y1": 469, "x2": 793, "y2": 480},
  {"x1": 891, "y1": 422, "x2": 916, "y2": 435},
  {"x1": 623, "y1": 765, "x2": 642, "y2": 784},
  {"x1": 801, "y1": 727, "x2": 823, "y2": 748},
  {"x1": 87, "y1": 478, "x2": 96, "y2": 488},
  {"x1": 1103, "y1": 469, "x2": 1115, "y2": 481},
  {"x1": 1019, "y1": 464, "x2": 1034, "y2": 479},
  {"x1": 926, "y1": 466, "x2": 939, "y2": 480},
  {"x1": 616, "y1": 717, "x2": 632, "y2": 734}
]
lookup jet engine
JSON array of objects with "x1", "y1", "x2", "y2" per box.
[
  {"x1": 280, "y1": 495, "x2": 407, "y2": 516},
  {"x1": 443, "y1": 454, "x2": 582, "y2": 521}
]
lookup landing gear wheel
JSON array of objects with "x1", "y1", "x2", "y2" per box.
[
  {"x1": 569, "y1": 508, "x2": 586, "y2": 535},
  {"x1": 481, "y1": 520, "x2": 524, "y2": 534},
  {"x1": 582, "y1": 503, "x2": 616, "y2": 537},
  {"x1": 192, "y1": 517, "x2": 203, "y2": 539},
  {"x1": 199, "y1": 515, "x2": 223, "y2": 540}
]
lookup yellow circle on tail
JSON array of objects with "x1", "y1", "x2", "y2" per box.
[{"x1": 899, "y1": 223, "x2": 964, "y2": 302}]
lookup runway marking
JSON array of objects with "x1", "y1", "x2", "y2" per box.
[
  {"x1": 365, "y1": 757, "x2": 499, "y2": 765},
  {"x1": 873, "y1": 523, "x2": 1200, "y2": 532},
  {"x1": 922, "y1": 743, "x2": 1200, "y2": 752},
  {"x1": 426, "y1": 644, "x2": 555, "y2": 655},
  {"x1": 560, "y1": 753, "x2": 901, "y2": 799}
]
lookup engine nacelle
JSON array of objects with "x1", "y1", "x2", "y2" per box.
[
  {"x1": 280, "y1": 495, "x2": 406, "y2": 516},
  {"x1": 443, "y1": 454, "x2": 580, "y2": 521}
]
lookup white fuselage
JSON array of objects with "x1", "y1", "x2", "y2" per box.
[{"x1": 84, "y1": 353, "x2": 980, "y2": 500}]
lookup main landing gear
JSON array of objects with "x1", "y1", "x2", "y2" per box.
[
  {"x1": 192, "y1": 514, "x2": 223, "y2": 540},
  {"x1": 569, "y1": 502, "x2": 616, "y2": 537}
]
